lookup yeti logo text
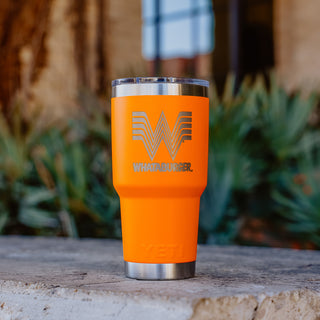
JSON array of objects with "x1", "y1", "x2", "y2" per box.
[{"x1": 132, "y1": 111, "x2": 192, "y2": 160}]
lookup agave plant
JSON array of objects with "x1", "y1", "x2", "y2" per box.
[
  {"x1": 1, "y1": 76, "x2": 319, "y2": 247},
  {"x1": 253, "y1": 75, "x2": 318, "y2": 160},
  {"x1": 0, "y1": 101, "x2": 59, "y2": 234},
  {"x1": 34, "y1": 90, "x2": 120, "y2": 238},
  {"x1": 273, "y1": 150, "x2": 320, "y2": 247},
  {"x1": 199, "y1": 73, "x2": 319, "y2": 246},
  {"x1": 199, "y1": 75, "x2": 261, "y2": 244},
  {"x1": 245, "y1": 75, "x2": 319, "y2": 245}
]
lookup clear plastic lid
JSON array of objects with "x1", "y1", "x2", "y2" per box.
[{"x1": 112, "y1": 77, "x2": 209, "y2": 88}]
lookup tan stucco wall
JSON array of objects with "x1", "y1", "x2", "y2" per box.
[
  {"x1": 107, "y1": 0, "x2": 145, "y2": 80},
  {"x1": 26, "y1": 0, "x2": 144, "y2": 119},
  {"x1": 274, "y1": 0, "x2": 320, "y2": 91}
]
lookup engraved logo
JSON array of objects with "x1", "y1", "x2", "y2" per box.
[{"x1": 132, "y1": 111, "x2": 192, "y2": 160}]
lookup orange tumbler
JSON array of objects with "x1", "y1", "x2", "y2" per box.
[{"x1": 111, "y1": 77, "x2": 209, "y2": 279}]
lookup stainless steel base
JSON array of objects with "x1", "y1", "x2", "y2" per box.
[{"x1": 124, "y1": 261, "x2": 195, "y2": 280}]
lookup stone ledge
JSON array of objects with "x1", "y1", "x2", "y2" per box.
[{"x1": 0, "y1": 236, "x2": 319, "y2": 320}]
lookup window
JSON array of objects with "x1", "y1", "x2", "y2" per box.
[{"x1": 142, "y1": 0, "x2": 214, "y2": 76}]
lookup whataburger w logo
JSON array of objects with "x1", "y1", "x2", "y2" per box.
[{"x1": 132, "y1": 111, "x2": 192, "y2": 161}]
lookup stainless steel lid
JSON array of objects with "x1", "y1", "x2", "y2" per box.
[{"x1": 112, "y1": 77, "x2": 209, "y2": 98}]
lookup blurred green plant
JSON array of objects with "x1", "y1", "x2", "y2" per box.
[
  {"x1": 1, "y1": 76, "x2": 319, "y2": 249},
  {"x1": 0, "y1": 91, "x2": 120, "y2": 238},
  {"x1": 200, "y1": 74, "x2": 319, "y2": 247},
  {"x1": 33, "y1": 89, "x2": 120, "y2": 238},
  {"x1": 0, "y1": 102, "x2": 59, "y2": 234},
  {"x1": 273, "y1": 151, "x2": 320, "y2": 248},
  {"x1": 200, "y1": 76, "x2": 261, "y2": 244}
]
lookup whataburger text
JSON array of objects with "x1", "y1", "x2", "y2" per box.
[{"x1": 133, "y1": 162, "x2": 193, "y2": 172}]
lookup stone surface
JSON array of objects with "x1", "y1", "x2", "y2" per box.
[{"x1": 0, "y1": 237, "x2": 319, "y2": 320}]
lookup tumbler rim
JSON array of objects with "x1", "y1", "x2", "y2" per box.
[
  {"x1": 111, "y1": 77, "x2": 209, "y2": 88},
  {"x1": 111, "y1": 77, "x2": 209, "y2": 98}
]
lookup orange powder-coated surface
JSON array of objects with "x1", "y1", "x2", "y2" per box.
[{"x1": 112, "y1": 95, "x2": 209, "y2": 263}]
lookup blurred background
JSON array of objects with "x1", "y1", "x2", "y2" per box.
[{"x1": 0, "y1": 0, "x2": 320, "y2": 249}]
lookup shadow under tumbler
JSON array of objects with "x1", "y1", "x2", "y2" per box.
[{"x1": 111, "y1": 77, "x2": 209, "y2": 280}]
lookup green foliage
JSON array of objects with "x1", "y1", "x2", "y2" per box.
[
  {"x1": 0, "y1": 76, "x2": 319, "y2": 248},
  {"x1": 255, "y1": 75, "x2": 318, "y2": 159},
  {"x1": 200, "y1": 75, "x2": 261, "y2": 244},
  {"x1": 0, "y1": 102, "x2": 59, "y2": 235},
  {"x1": 273, "y1": 151, "x2": 320, "y2": 247},
  {"x1": 200, "y1": 74, "x2": 319, "y2": 247},
  {"x1": 0, "y1": 92, "x2": 120, "y2": 238}
]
